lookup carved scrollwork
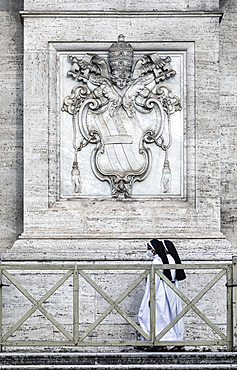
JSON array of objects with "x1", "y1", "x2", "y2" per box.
[
  {"x1": 62, "y1": 84, "x2": 88, "y2": 115},
  {"x1": 156, "y1": 84, "x2": 182, "y2": 114}
]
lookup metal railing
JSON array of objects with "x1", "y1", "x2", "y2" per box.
[{"x1": 0, "y1": 257, "x2": 236, "y2": 351}]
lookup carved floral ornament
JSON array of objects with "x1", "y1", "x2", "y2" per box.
[{"x1": 62, "y1": 35, "x2": 182, "y2": 198}]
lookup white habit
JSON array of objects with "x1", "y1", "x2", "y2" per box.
[{"x1": 138, "y1": 254, "x2": 184, "y2": 340}]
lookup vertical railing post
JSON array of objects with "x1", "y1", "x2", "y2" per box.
[
  {"x1": 73, "y1": 265, "x2": 79, "y2": 345},
  {"x1": 227, "y1": 264, "x2": 233, "y2": 351},
  {"x1": 150, "y1": 264, "x2": 155, "y2": 345},
  {"x1": 232, "y1": 256, "x2": 237, "y2": 350}
]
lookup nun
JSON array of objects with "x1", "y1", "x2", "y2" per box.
[{"x1": 138, "y1": 239, "x2": 186, "y2": 352}]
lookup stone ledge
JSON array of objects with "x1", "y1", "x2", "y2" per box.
[
  {"x1": 19, "y1": 11, "x2": 223, "y2": 19},
  {"x1": 2, "y1": 238, "x2": 235, "y2": 262}
]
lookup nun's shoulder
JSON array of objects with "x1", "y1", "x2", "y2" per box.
[{"x1": 153, "y1": 255, "x2": 163, "y2": 264}]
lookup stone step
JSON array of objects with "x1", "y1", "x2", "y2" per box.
[
  {"x1": 1, "y1": 352, "x2": 237, "y2": 368},
  {"x1": 1, "y1": 365, "x2": 237, "y2": 370}
]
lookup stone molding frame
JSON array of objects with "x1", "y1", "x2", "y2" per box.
[{"x1": 48, "y1": 41, "x2": 192, "y2": 203}]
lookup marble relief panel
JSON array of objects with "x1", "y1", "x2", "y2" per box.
[{"x1": 59, "y1": 38, "x2": 185, "y2": 199}]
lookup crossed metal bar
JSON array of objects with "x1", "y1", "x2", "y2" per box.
[
  {"x1": 154, "y1": 267, "x2": 227, "y2": 342},
  {"x1": 0, "y1": 263, "x2": 230, "y2": 347},
  {"x1": 2, "y1": 269, "x2": 74, "y2": 342}
]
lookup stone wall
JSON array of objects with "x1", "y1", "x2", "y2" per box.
[
  {"x1": 220, "y1": 0, "x2": 237, "y2": 247},
  {"x1": 0, "y1": 0, "x2": 237, "y2": 351},
  {"x1": 0, "y1": 1, "x2": 236, "y2": 254},
  {"x1": 23, "y1": 0, "x2": 219, "y2": 12},
  {"x1": 0, "y1": 0, "x2": 23, "y2": 254}
]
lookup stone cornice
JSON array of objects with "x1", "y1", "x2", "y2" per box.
[
  {"x1": 20, "y1": 10, "x2": 223, "y2": 20},
  {"x1": 18, "y1": 233, "x2": 226, "y2": 240}
]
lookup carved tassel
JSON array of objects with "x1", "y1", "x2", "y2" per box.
[
  {"x1": 161, "y1": 154, "x2": 172, "y2": 193},
  {"x1": 71, "y1": 161, "x2": 81, "y2": 193}
]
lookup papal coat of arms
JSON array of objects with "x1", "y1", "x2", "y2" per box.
[{"x1": 62, "y1": 36, "x2": 181, "y2": 198}]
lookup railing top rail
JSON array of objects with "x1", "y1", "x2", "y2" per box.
[{"x1": 0, "y1": 263, "x2": 230, "y2": 270}]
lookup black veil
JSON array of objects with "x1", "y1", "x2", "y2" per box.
[{"x1": 150, "y1": 239, "x2": 186, "y2": 281}]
